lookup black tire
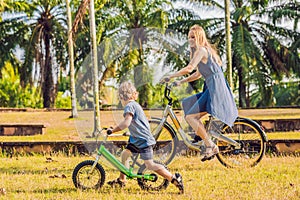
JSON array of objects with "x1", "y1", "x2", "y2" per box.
[
  {"x1": 137, "y1": 161, "x2": 169, "y2": 191},
  {"x1": 72, "y1": 160, "x2": 106, "y2": 190},
  {"x1": 149, "y1": 118, "x2": 178, "y2": 165},
  {"x1": 216, "y1": 117, "x2": 267, "y2": 168}
]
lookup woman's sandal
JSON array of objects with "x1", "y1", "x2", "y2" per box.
[{"x1": 201, "y1": 144, "x2": 219, "y2": 162}]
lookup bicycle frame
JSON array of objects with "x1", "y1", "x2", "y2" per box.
[
  {"x1": 154, "y1": 104, "x2": 200, "y2": 151},
  {"x1": 90, "y1": 141, "x2": 155, "y2": 181},
  {"x1": 153, "y1": 85, "x2": 241, "y2": 151},
  {"x1": 205, "y1": 116, "x2": 241, "y2": 149}
]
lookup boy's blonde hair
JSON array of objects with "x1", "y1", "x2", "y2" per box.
[{"x1": 118, "y1": 81, "x2": 138, "y2": 101}]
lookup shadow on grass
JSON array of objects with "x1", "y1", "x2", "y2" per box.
[
  {"x1": 0, "y1": 168, "x2": 73, "y2": 175},
  {"x1": 32, "y1": 188, "x2": 78, "y2": 194},
  {"x1": 30, "y1": 185, "x2": 180, "y2": 195},
  {"x1": 11, "y1": 188, "x2": 77, "y2": 194}
]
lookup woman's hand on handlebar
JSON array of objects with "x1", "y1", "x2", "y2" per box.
[
  {"x1": 171, "y1": 80, "x2": 181, "y2": 87},
  {"x1": 160, "y1": 76, "x2": 171, "y2": 83},
  {"x1": 160, "y1": 75, "x2": 182, "y2": 87}
]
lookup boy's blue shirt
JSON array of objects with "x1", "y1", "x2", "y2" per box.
[{"x1": 123, "y1": 101, "x2": 156, "y2": 149}]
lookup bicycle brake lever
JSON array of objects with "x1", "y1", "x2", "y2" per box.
[{"x1": 169, "y1": 82, "x2": 176, "y2": 88}]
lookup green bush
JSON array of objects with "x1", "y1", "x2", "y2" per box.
[
  {"x1": 0, "y1": 63, "x2": 42, "y2": 108},
  {"x1": 55, "y1": 91, "x2": 71, "y2": 108}
]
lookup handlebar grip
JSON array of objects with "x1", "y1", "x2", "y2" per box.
[
  {"x1": 164, "y1": 77, "x2": 170, "y2": 82},
  {"x1": 107, "y1": 129, "x2": 113, "y2": 135}
]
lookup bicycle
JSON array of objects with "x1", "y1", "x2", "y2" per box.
[
  {"x1": 149, "y1": 83, "x2": 268, "y2": 168},
  {"x1": 72, "y1": 128, "x2": 169, "y2": 191}
]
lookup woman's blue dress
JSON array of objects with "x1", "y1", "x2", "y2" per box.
[{"x1": 182, "y1": 50, "x2": 238, "y2": 127}]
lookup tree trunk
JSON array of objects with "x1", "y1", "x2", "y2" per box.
[
  {"x1": 89, "y1": 0, "x2": 101, "y2": 134},
  {"x1": 43, "y1": 34, "x2": 55, "y2": 108},
  {"x1": 225, "y1": 0, "x2": 233, "y2": 89},
  {"x1": 66, "y1": 0, "x2": 78, "y2": 118},
  {"x1": 238, "y1": 66, "x2": 247, "y2": 108},
  {"x1": 134, "y1": 64, "x2": 151, "y2": 108}
]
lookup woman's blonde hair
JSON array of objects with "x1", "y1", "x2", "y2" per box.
[
  {"x1": 189, "y1": 24, "x2": 222, "y2": 66},
  {"x1": 118, "y1": 81, "x2": 138, "y2": 101}
]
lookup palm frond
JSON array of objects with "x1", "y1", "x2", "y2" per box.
[
  {"x1": 256, "y1": 21, "x2": 299, "y2": 41},
  {"x1": 232, "y1": 24, "x2": 253, "y2": 73},
  {"x1": 183, "y1": 0, "x2": 224, "y2": 9},
  {"x1": 257, "y1": 1, "x2": 300, "y2": 25}
]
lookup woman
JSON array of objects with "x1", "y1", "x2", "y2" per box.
[{"x1": 163, "y1": 24, "x2": 238, "y2": 161}]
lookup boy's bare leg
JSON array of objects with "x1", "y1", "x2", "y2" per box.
[
  {"x1": 144, "y1": 160, "x2": 184, "y2": 193},
  {"x1": 144, "y1": 160, "x2": 172, "y2": 180},
  {"x1": 119, "y1": 149, "x2": 132, "y2": 182}
]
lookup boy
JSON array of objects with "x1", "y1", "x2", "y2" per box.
[{"x1": 107, "y1": 81, "x2": 184, "y2": 194}]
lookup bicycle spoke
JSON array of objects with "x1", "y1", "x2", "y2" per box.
[
  {"x1": 149, "y1": 119, "x2": 178, "y2": 165},
  {"x1": 216, "y1": 118, "x2": 266, "y2": 168}
]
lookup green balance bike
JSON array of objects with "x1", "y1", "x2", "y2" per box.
[{"x1": 72, "y1": 128, "x2": 169, "y2": 191}]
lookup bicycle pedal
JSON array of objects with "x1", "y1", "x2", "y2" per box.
[
  {"x1": 207, "y1": 155, "x2": 215, "y2": 160},
  {"x1": 201, "y1": 155, "x2": 215, "y2": 162}
]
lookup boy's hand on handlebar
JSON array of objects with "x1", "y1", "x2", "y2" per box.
[{"x1": 107, "y1": 127, "x2": 113, "y2": 135}]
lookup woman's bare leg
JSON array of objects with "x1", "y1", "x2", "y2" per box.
[
  {"x1": 185, "y1": 112, "x2": 214, "y2": 147},
  {"x1": 185, "y1": 112, "x2": 219, "y2": 160}
]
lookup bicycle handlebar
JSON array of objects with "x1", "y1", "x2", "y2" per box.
[
  {"x1": 93, "y1": 128, "x2": 109, "y2": 143},
  {"x1": 164, "y1": 83, "x2": 173, "y2": 105}
]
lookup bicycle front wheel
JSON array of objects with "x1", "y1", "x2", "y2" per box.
[
  {"x1": 72, "y1": 160, "x2": 106, "y2": 190},
  {"x1": 149, "y1": 118, "x2": 178, "y2": 165},
  {"x1": 216, "y1": 117, "x2": 267, "y2": 168}
]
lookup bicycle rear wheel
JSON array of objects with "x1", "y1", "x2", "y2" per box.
[
  {"x1": 149, "y1": 118, "x2": 178, "y2": 165},
  {"x1": 216, "y1": 117, "x2": 267, "y2": 168}
]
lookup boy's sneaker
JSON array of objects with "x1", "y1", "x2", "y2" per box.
[
  {"x1": 171, "y1": 173, "x2": 184, "y2": 194},
  {"x1": 107, "y1": 178, "x2": 126, "y2": 188}
]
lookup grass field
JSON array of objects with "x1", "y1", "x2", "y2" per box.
[
  {"x1": 0, "y1": 154, "x2": 299, "y2": 200},
  {"x1": 0, "y1": 108, "x2": 300, "y2": 142},
  {"x1": 0, "y1": 109, "x2": 299, "y2": 199}
]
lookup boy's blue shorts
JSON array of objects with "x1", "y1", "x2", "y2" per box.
[{"x1": 126, "y1": 143, "x2": 154, "y2": 160}]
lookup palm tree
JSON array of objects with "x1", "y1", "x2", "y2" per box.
[
  {"x1": 71, "y1": 0, "x2": 174, "y2": 107},
  {"x1": 66, "y1": 0, "x2": 78, "y2": 117},
  {"x1": 0, "y1": 1, "x2": 29, "y2": 77},
  {"x1": 67, "y1": 0, "x2": 206, "y2": 109},
  {"x1": 96, "y1": 0, "x2": 172, "y2": 107},
  {"x1": 231, "y1": 0, "x2": 299, "y2": 107},
  {"x1": 2, "y1": 0, "x2": 68, "y2": 108},
  {"x1": 169, "y1": 0, "x2": 299, "y2": 108}
]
